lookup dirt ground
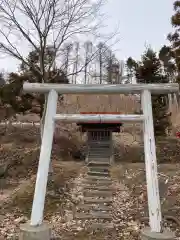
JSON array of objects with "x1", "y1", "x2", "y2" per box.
[
  {"x1": 1, "y1": 161, "x2": 180, "y2": 239},
  {"x1": 1, "y1": 126, "x2": 180, "y2": 239}
]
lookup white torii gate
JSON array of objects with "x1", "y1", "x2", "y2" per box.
[{"x1": 20, "y1": 83, "x2": 178, "y2": 239}]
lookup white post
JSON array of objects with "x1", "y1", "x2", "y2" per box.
[
  {"x1": 86, "y1": 131, "x2": 90, "y2": 164},
  {"x1": 168, "y1": 93, "x2": 173, "y2": 113},
  {"x1": 30, "y1": 90, "x2": 58, "y2": 226},
  {"x1": 173, "y1": 93, "x2": 179, "y2": 113},
  {"x1": 110, "y1": 131, "x2": 114, "y2": 164},
  {"x1": 141, "y1": 90, "x2": 162, "y2": 232}
]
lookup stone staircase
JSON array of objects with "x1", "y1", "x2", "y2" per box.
[{"x1": 74, "y1": 130, "x2": 114, "y2": 230}]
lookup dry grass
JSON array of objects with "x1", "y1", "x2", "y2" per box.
[
  {"x1": 0, "y1": 161, "x2": 83, "y2": 239},
  {"x1": 1, "y1": 162, "x2": 82, "y2": 217},
  {"x1": 0, "y1": 125, "x2": 180, "y2": 239},
  {"x1": 0, "y1": 93, "x2": 180, "y2": 239},
  {"x1": 0, "y1": 125, "x2": 85, "y2": 238}
]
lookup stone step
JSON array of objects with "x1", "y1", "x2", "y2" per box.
[
  {"x1": 88, "y1": 152, "x2": 110, "y2": 155},
  {"x1": 88, "y1": 151, "x2": 111, "y2": 157},
  {"x1": 88, "y1": 156, "x2": 110, "y2": 160},
  {"x1": 88, "y1": 156, "x2": 110, "y2": 158},
  {"x1": 89, "y1": 150, "x2": 110, "y2": 151},
  {"x1": 82, "y1": 185, "x2": 113, "y2": 191},
  {"x1": 88, "y1": 144, "x2": 110, "y2": 147},
  {"x1": 89, "y1": 147, "x2": 110, "y2": 149},
  {"x1": 86, "y1": 176, "x2": 111, "y2": 181},
  {"x1": 83, "y1": 190, "x2": 113, "y2": 197},
  {"x1": 87, "y1": 160, "x2": 111, "y2": 164},
  {"x1": 88, "y1": 146, "x2": 110, "y2": 149},
  {"x1": 87, "y1": 171, "x2": 110, "y2": 177},
  {"x1": 88, "y1": 149, "x2": 110, "y2": 152},
  {"x1": 89, "y1": 144, "x2": 110, "y2": 146},
  {"x1": 77, "y1": 204, "x2": 112, "y2": 212},
  {"x1": 89, "y1": 166, "x2": 110, "y2": 171},
  {"x1": 88, "y1": 156, "x2": 110, "y2": 159},
  {"x1": 89, "y1": 148, "x2": 110, "y2": 150},
  {"x1": 87, "y1": 222, "x2": 114, "y2": 230},
  {"x1": 83, "y1": 197, "x2": 112, "y2": 204},
  {"x1": 76, "y1": 212, "x2": 112, "y2": 220},
  {"x1": 88, "y1": 168, "x2": 110, "y2": 174},
  {"x1": 88, "y1": 161, "x2": 111, "y2": 167},
  {"x1": 82, "y1": 179, "x2": 112, "y2": 185},
  {"x1": 88, "y1": 141, "x2": 111, "y2": 144}
]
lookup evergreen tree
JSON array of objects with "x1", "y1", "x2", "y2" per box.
[
  {"x1": 126, "y1": 57, "x2": 138, "y2": 83},
  {"x1": 159, "y1": 45, "x2": 176, "y2": 80},
  {"x1": 128, "y1": 48, "x2": 171, "y2": 136},
  {"x1": 0, "y1": 48, "x2": 69, "y2": 118},
  {"x1": 168, "y1": 1, "x2": 180, "y2": 83}
]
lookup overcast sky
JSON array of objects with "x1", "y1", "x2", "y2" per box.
[
  {"x1": 0, "y1": 0, "x2": 174, "y2": 73},
  {"x1": 103, "y1": 0, "x2": 174, "y2": 61}
]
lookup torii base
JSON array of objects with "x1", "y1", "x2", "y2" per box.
[
  {"x1": 141, "y1": 228, "x2": 175, "y2": 240},
  {"x1": 19, "y1": 221, "x2": 51, "y2": 240}
]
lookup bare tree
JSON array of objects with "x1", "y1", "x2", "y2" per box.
[
  {"x1": 0, "y1": 0, "x2": 109, "y2": 177},
  {"x1": 0, "y1": 0, "x2": 120, "y2": 137},
  {"x1": 94, "y1": 43, "x2": 122, "y2": 84},
  {"x1": 63, "y1": 43, "x2": 73, "y2": 75},
  {"x1": 0, "y1": 0, "x2": 104, "y2": 79},
  {"x1": 97, "y1": 42, "x2": 103, "y2": 84},
  {"x1": 0, "y1": 0, "x2": 106, "y2": 129},
  {"x1": 72, "y1": 41, "x2": 80, "y2": 84},
  {"x1": 0, "y1": 0, "x2": 121, "y2": 178},
  {"x1": 84, "y1": 41, "x2": 92, "y2": 84},
  {"x1": 88, "y1": 42, "x2": 120, "y2": 84}
]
